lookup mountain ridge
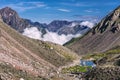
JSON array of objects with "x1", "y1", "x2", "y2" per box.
[
  {"x1": 66, "y1": 5, "x2": 120, "y2": 55},
  {"x1": 0, "y1": 7, "x2": 47, "y2": 34},
  {"x1": 0, "y1": 7, "x2": 93, "y2": 36}
]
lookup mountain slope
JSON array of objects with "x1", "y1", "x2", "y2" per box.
[
  {"x1": 66, "y1": 6, "x2": 120, "y2": 55},
  {"x1": 0, "y1": 16, "x2": 78, "y2": 79}
]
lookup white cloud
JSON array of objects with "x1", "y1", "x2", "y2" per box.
[
  {"x1": 22, "y1": 27, "x2": 42, "y2": 39},
  {"x1": 61, "y1": 2, "x2": 95, "y2": 7},
  {"x1": 84, "y1": 10, "x2": 93, "y2": 13},
  {"x1": 22, "y1": 27, "x2": 81, "y2": 45},
  {"x1": 2, "y1": 1, "x2": 46, "y2": 11},
  {"x1": 84, "y1": 9, "x2": 100, "y2": 13},
  {"x1": 22, "y1": 21, "x2": 94, "y2": 45},
  {"x1": 80, "y1": 21, "x2": 94, "y2": 28},
  {"x1": 73, "y1": 15, "x2": 100, "y2": 23},
  {"x1": 43, "y1": 31, "x2": 81, "y2": 45},
  {"x1": 58, "y1": 8, "x2": 71, "y2": 12},
  {"x1": 21, "y1": 2, "x2": 46, "y2": 7}
]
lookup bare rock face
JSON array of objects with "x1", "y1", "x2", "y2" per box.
[
  {"x1": 93, "y1": 6, "x2": 120, "y2": 33},
  {"x1": 47, "y1": 20, "x2": 71, "y2": 32},
  {"x1": 0, "y1": 7, "x2": 26, "y2": 32},
  {"x1": 66, "y1": 6, "x2": 120, "y2": 55}
]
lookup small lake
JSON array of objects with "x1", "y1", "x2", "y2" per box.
[{"x1": 80, "y1": 60, "x2": 96, "y2": 67}]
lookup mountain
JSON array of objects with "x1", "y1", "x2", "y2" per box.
[
  {"x1": 47, "y1": 20, "x2": 71, "y2": 32},
  {"x1": 65, "y1": 6, "x2": 120, "y2": 55},
  {"x1": 0, "y1": 16, "x2": 78, "y2": 79},
  {"x1": 0, "y1": 7, "x2": 93, "y2": 36},
  {"x1": 0, "y1": 7, "x2": 46, "y2": 34},
  {"x1": 57, "y1": 21, "x2": 91, "y2": 35},
  {"x1": 47, "y1": 20, "x2": 93, "y2": 35},
  {"x1": 0, "y1": 7, "x2": 94, "y2": 45}
]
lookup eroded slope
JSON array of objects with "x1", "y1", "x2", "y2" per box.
[{"x1": 0, "y1": 17, "x2": 78, "y2": 79}]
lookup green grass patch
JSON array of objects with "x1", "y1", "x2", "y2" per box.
[
  {"x1": 64, "y1": 29, "x2": 92, "y2": 46},
  {"x1": 82, "y1": 46, "x2": 120, "y2": 61},
  {"x1": 62, "y1": 65, "x2": 92, "y2": 73}
]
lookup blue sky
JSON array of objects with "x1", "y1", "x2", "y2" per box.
[{"x1": 0, "y1": 0, "x2": 119, "y2": 23}]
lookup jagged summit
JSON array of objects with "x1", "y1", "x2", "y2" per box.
[
  {"x1": 47, "y1": 20, "x2": 71, "y2": 32},
  {"x1": 0, "y1": 7, "x2": 46, "y2": 33},
  {"x1": 0, "y1": 7, "x2": 24, "y2": 32},
  {"x1": 92, "y1": 5, "x2": 120, "y2": 34},
  {"x1": 0, "y1": 7, "x2": 18, "y2": 18},
  {"x1": 66, "y1": 6, "x2": 120, "y2": 55}
]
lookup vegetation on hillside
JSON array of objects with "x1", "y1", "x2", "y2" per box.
[
  {"x1": 63, "y1": 29, "x2": 92, "y2": 46},
  {"x1": 62, "y1": 65, "x2": 92, "y2": 73},
  {"x1": 82, "y1": 46, "x2": 120, "y2": 66}
]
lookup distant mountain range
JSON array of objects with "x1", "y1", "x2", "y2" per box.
[
  {"x1": 0, "y1": 7, "x2": 95, "y2": 45},
  {"x1": 47, "y1": 20, "x2": 93, "y2": 35}
]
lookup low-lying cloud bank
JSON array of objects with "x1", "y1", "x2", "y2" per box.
[
  {"x1": 22, "y1": 21, "x2": 94, "y2": 45},
  {"x1": 80, "y1": 21, "x2": 94, "y2": 28},
  {"x1": 22, "y1": 27, "x2": 82, "y2": 45}
]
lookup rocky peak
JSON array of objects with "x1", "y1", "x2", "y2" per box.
[
  {"x1": 0, "y1": 7, "x2": 47, "y2": 33},
  {"x1": 0, "y1": 7, "x2": 18, "y2": 19},
  {"x1": 49, "y1": 20, "x2": 70, "y2": 25},
  {"x1": 0, "y1": 7, "x2": 21, "y2": 30},
  {"x1": 112, "y1": 7, "x2": 120, "y2": 20},
  {"x1": 93, "y1": 6, "x2": 120, "y2": 34},
  {"x1": 48, "y1": 20, "x2": 71, "y2": 32}
]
